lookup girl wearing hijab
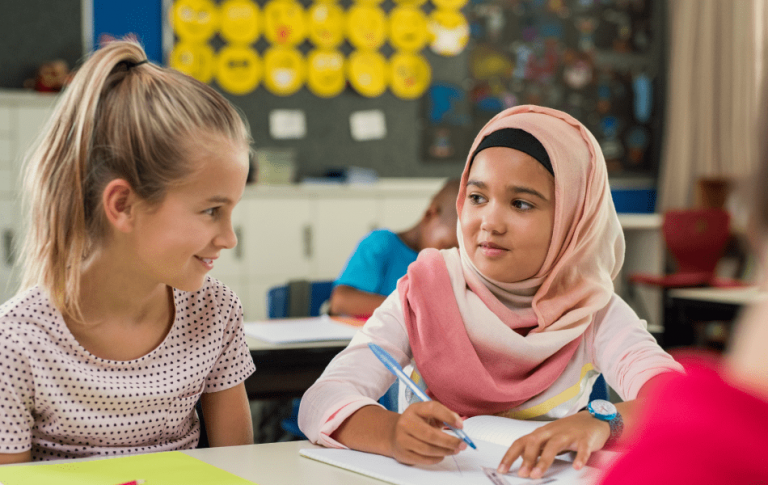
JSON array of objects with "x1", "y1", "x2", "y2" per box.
[{"x1": 298, "y1": 106, "x2": 682, "y2": 478}]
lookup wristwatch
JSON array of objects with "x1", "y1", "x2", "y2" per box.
[{"x1": 586, "y1": 399, "x2": 623, "y2": 447}]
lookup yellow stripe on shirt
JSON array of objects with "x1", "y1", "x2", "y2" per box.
[{"x1": 496, "y1": 363, "x2": 596, "y2": 420}]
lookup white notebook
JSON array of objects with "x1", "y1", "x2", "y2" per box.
[
  {"x1": 243, "y1": 315, "x2": 359, "y2": 343},
  {"x1": 300, "y1": 416, "x2": 597, "y2": 485}
]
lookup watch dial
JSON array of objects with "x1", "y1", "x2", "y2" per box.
[{"x1": 592, "y1": 400, "x2": 614, "y2": 414}]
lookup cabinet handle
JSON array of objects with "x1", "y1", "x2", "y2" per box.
[
  {"x1": 303, "y1": 225, "x2": 313, "y2": 258},
  {"x1": 234, "y1": 225, "x2": 243, "y2": 260},
  {"x1": 3, "y1": 229, "x2": 13, "y2": 267}
]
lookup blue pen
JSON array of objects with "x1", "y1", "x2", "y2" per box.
[{"x1": 368, "y1": 342, "x2": 477, "y2": 450}]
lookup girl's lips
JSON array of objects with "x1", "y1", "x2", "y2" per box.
[
  {"x1": 195, "y1": 256, "x2": 215, "y2": 270},
  {"x1": 478, "y1": 242, "x2": 508, "y2": 257}
]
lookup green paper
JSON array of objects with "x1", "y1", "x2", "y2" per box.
[{"x1": 0, "y1": 451, "x2": 256, "y2": 485}]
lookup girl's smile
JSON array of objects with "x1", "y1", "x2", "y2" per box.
[{"x1": 461, "y1": 146, "x2": 555, "y2": 283}]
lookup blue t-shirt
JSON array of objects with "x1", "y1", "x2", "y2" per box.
[{"x1": 335, "y1": 229, "x2": 418, "y2": 296}]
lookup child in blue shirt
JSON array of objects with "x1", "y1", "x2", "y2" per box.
[{"x1": 330, "y1": 179, "x2": 460, "y2": 318}]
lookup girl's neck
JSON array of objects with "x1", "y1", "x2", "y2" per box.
[{"x1": 73, "y1": 249, "x2": 171, "y2": 329}]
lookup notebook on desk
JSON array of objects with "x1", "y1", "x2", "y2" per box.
[
  {"x1": 300, "y1": 416, "x2": 597, "y2": 485},
  {"x1": 0, "y1": 451, "x2": 255, "y2": 485},
  {"x1": 244, "y1": 315, "x2": 361, "y2": 343}
]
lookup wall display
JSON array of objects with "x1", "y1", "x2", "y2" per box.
[
  {"x1": 168, "y1": 0, "x2": 468, "y2": 98},
  {"x1": 424, "y1": 0, "x2": 664, "y2": 177}
]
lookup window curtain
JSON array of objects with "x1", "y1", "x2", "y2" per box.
[{"x1": 658, "y1": 0, "x2": 764, "y2": 210}]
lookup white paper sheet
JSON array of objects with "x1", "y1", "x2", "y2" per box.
[{"x1": 244, "y1": 316, "x2": 359, "y2": 343}]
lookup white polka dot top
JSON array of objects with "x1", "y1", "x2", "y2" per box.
[{"x1": 0, "y1": 276, "x2": 256, "y2": 461}]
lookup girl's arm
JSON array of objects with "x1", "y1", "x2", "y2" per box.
[
  {"x1": 200, "y1": 383, "x2": 253, "y2": 446},
  {"x1": 0, "y1": 450, "x2": 31, "y2": 465},
  {"x1": 329, "y1": 285, "x2": 386, "y2": 318}
]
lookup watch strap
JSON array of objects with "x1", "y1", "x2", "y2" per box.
[{"x1": 605, "y1": 411, "x2": 624, "y2": 447}]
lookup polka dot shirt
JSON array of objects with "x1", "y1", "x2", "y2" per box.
[{"x1": 0, "y1": 276, "x2": 256, "y2": 461}]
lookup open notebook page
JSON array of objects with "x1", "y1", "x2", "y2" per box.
[
  {"x1": 461, "y1": 415, "x2": 550, "y2": 448},
  {"x1": 300, "y1": 439, "x2": 594, "y2": 485}
]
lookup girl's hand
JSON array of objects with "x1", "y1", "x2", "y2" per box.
[
  {"x1": 497, "y1": 411, "x2": 610, "y2": 479},
  {"x1": 389, "y1": 401, "x2": 467, "y2": 465}
]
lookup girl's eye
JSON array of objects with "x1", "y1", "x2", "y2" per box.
[
  {"x1": 513, "y1": 200, "x2": 534, "y2": 211},
  {"x1": 468, "y1": 193, "x2": 487, "y2": 204},
  {"x1": 203, "y1": 207, "x2": 221, "y2": 217}
]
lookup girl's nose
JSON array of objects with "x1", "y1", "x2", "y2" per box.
[
  {"x1": 480, "y1": 204, "x2": 505, "y2": 234},
  {"x1": 216, "y1": 223, "x2": 238, "y2": 250}
]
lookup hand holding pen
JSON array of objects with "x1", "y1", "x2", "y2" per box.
[{"x1": 368, "y1": 343, "x2": 477, "y2": 463}]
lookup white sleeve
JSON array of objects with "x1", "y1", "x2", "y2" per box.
[
  {"x1": 590, "y1": 294, "x2": 684, "y2": 401},
  {"x1": 298, "y1": 289, "x2": 411, "y2": 448}
]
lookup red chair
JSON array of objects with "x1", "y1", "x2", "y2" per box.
[{"x1": 629, "y1": 208, "x2": 746, "y2": 347}]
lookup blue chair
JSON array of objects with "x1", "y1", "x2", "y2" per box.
[{"x1": 589, "y1": 374, "x2": 610, "y2": 402}]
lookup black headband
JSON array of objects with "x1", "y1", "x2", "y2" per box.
[{"x1": 469, "y1": 128, "x2": 553, "y2": 176}]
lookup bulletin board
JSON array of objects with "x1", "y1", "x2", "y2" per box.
[
  {"x1": 426, "y1": 0, "x2": 666, "y2": 177},
  {"x1": 162, "y1": 0, "x2": 665, "y2": 179}
]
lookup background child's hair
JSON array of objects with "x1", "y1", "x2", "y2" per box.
[{"x1": 19, "y1": 40, "x2": 252, "y2": 321}]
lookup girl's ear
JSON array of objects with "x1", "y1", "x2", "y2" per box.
[{"x1": 102, "y1": 179, "x2": 137, "y2": 233}]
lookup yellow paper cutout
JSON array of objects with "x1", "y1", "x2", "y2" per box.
[
  {"x1": 172, "y1": 0, "x2": 219, "y2": 42},
  {"x1": 216, "y1": 45, "x2": 262, "y2": 95},
  {"x1": 347, "y1": 50, "x2": 388, "y2": 97},
  {"x1": 388, "y1": 6, "x2": 428, "y2": 52},
  {"x1": 220, "y1": 0, "x2": 260, "y2": 44},
  {"x1": 263, "y1": 46, "x2": 306, "y2": 95},
  {"x1": 431, "y1": 0, "x2": 469, "y2": 10},
  {"x1": 392, "y1": 0, "x2": 427, "y2": 7},
  {"x1": 0, "y1": 451, "x2": 255, "y2": 485},
  {"x1": 307, "y1": 49, "x2": 346, "y2": 98},
  {"x1": 427, "y1": 9, "x2": 469, "y2": 56},
  {"x1": 346, "y1": 5, "x2": 387, "y2": 50},
  {"x1": 169, "y1": 42, "x2": 216, "y2": 83},
  {"x1": 263, "y1": 0, "x2": 307, "y2": 46},
  {"x1": 307, "y1": 3, "x2": 345, "y2": 49},
  {"x1": 389, "y1": 51, "x2": 431, "y2": 99}
]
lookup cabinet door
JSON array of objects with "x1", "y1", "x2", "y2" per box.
[
  {"x1": 241, "y1": 197, "x2": 312, "y2": 278},
  {"x1": 0, "y1": 105, "x2": 13, "y2": 193},
  {"x1": 0, "y1": 199, "x2": 21, "y2": 305},
  {"x1": 311, "y1": 197, "x2": 378, "y2": 279},
  {"x1": 379, "y1": 196, "x2": 432, "y2": 233}
]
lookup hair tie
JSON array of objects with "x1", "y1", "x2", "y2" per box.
[{"x1": 131, "y1": 59, "x2": 150, "y2": 68}]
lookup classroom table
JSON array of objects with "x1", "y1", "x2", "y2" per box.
[
  {"x1": 245, "y1": 336, "x2": 350, "y2": 400},
  {"x1": 664, "y1": 286, "x2": 766, "y2": 347}
]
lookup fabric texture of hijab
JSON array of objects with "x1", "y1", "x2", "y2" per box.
[{"x1": 397, "y1": 105, "x2": 625, "y2": 417}]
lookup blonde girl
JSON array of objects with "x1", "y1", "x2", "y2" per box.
[
  {"x1": 299, "y1": 105, "x2": 683, "y2": 478},
  {"x1": 0, "y1": 41, "x2": 255, "y2": 463}
]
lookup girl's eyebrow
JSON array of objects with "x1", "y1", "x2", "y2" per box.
[
  {"x1": 206, "y1": 195, "x2": 236, "y2": 204},
  {"x1": 466, "y1": 179, "x2": 549, "y2": 202}
]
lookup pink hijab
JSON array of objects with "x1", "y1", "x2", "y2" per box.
[{"x1": 398, "y1": 105, "x2": 625, "y2": 416}]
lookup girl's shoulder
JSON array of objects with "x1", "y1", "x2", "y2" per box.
[
  {"x1": 172, "y1": 276, "x2": 242, "y2": 317},
  {"x1": 0, "y1": 286, "x2": 59, "y2": 345}
]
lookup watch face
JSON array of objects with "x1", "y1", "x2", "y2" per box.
[{"x1": 590, "y1": 399, "x2": 616, "y2": 416}]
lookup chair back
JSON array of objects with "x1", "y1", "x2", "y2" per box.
[
  {"x1": 267, "y1": 280, "x2": 334, "y2": 319},
  {"x1": 662, "y1": 208, "x2": 730, "y2": 276}
]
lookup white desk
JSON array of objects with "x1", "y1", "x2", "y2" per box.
[{"x1": 184, "y1": 441, "x2": 611, "y2": 484}]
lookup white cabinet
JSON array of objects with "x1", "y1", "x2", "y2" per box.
[
  {"x1": 0, "y1": 90, "x2": 56, "y2": 304},
  {"x1": 311, "y1": 197, "x2": 378, "y2": 279}
]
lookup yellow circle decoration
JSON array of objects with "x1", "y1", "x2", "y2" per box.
[
  {"x1": 263, "y1": 0, "x2": 307, "y2": 46},
  {"x1": 263, "y1": 46, "x2": 306, "y2": 96},
  {"x1": 172, "y1": 0, "x2": 219, "y2": 42},
  {"x1": 431, "y1": 0, "x2": 468, "y2": 11},
  {"x1": 392, "y1": 0, "x2": 427, "y2": 8},
  {"x1": 215, "y1": 45, "x2": 262, "y2": 95},
  {"x1": 169, "y1": 42, "x2": 216, "y2": 83},
  {"x1": 220, "y1": 0, "x2": 260, "y2": 44},
  {"x1": 346, "y1": 5, "x2": 387, "y2": 50},
  {"x1": 352, "y1": 0, "x2": 384, "y2": 6},
  {"x1": 389, "y1": 52, "x2": 431, "y2": 99},
  {"x1": 427, "y1": 9, "x2": 469, "y2": 57},
  {"x1": 347, "y1": 50, "x2": 387, "y2": 97},
  {"x1": 307, "y1": 49, "x2": 346, "y2": 98},
  {"x1": 388, "y1": 6, "x2": 428, "y2": 52},
  {"x1": 307, "y1": 3, "x2": 345, "y2": 49}
]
